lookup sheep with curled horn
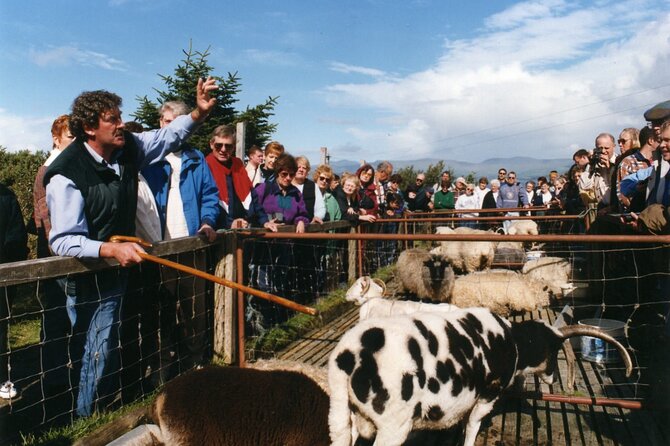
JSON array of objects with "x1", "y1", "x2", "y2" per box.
[
  {"x1": 346, "y1": 275, "x2": 458, "y2": 320},
  {"x1": 345, "y1": 275, "x2": 386, "y2": 305},
  {"x1": 328, "y1": 308, "x2": 633, "y2": 446}
]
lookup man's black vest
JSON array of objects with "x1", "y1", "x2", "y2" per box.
[{"x1": 44, "y1": 133, "x2": 139, "y2": 242}]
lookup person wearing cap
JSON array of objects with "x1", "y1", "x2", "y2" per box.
[
  {"x1": 644, "y1": 100, "x2": 670, "y2": 138},
  {"x1": 452, "y1": 176, "x2": 468, "y2": 202}
]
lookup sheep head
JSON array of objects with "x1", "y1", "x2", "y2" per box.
[
  {"x1": 423, "y1": 254, "x2": 455, "y2": 297},
  {"x1": 345, "y1": 276, "x2": 386, "y2": 305}
]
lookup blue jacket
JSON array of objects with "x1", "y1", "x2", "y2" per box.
[
  {"x1": 142, "y1": 147, "x2": 220, "y2": 238},
  {"x1": 497, "y1": 182, "x2": 528, "y2": 208}
]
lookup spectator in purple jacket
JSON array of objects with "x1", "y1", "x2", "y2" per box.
[
  {"x1": 250, "y1": 154, "x2": 310, "y2": 326},
  {"x1": 255, "y1": 154, "x2": 310, "y2": 232}
]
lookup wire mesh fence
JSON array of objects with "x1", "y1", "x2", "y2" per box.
[{"x1": 0, "y1": 212, "x2": 669, "y2": 444}]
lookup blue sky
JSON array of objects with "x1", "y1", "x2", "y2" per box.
[{"x1": 1, "y1": 0, "x2": 669, "y2": 164}]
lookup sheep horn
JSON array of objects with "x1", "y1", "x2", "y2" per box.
[
  {"x1": 559, "y1": 326, "x2": 633, "y2": 377},
  {"x1": 360, "y1": 277, "x2": 371, "y2": 297},
  {"x1": 372, "y1": 278, "x2": 387, "y2": 295}
]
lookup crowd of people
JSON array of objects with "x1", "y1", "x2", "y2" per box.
[{"x1": 1, "y1": 78, "x2": 669, "y2": 422}]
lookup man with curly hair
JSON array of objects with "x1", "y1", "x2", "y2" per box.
[{"x1": 44, "y1": 78, "x2": 218, "y2": 416}]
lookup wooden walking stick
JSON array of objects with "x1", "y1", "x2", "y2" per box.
[{"x1": 109, "y1": 235, "x2": 318, "y2": 316}]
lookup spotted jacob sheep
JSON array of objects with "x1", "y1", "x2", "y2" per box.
[{"x1": 328, "y1": 309, "x2": 632, "y2": 446}]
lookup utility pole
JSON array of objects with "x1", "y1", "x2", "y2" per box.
[
  {"x1": 320, "y1": 147, "x2": 329, "y2": 165},
  {"x1": 235, "y1": 122, "x2": 246, "y2": 160}
]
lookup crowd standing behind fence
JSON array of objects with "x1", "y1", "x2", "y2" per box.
[{"x1": 1, "y1": 92, "x2": 670, "y2": 445}]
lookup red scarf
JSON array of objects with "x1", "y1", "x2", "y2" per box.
[{"x1": 205, "y1": 154, "x2": 252, "y2": 204}]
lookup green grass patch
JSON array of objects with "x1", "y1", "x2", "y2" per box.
[
  {"x1": 247, "y1": 288, "x2": 349, "y2": 355},
  {"x1": 9, "y1": 318, "x2": 41, "y2": 349},
  {"x1": 20, "y1": 394, "x2": 155, "y2": 446},
  {"x1": 247, "y1": 267, "x2": 394, "y2": 356}
]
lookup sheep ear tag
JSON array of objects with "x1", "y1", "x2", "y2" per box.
[{"x1": 372, "y1": 278, "x2": 387, "y2": 295}]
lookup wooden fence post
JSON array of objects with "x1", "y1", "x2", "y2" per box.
[
  {"x1": 213, "y1": 233, "x2": 237, "y2": 365},
  {"x1": 348, "y1": 227, "x2": 357, "y2": 283}
]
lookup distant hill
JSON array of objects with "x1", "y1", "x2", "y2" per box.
[{"x1": 330, "y1": 156, "x2": 573, "y2": 183}]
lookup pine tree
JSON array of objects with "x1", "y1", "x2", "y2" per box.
[{"x1": 131, "y1": 42, "x2": 278, "y2": 152}]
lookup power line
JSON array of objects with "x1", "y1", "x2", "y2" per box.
[{"x1": 328, "y1": 83, "x2": 670, "y2": 160}]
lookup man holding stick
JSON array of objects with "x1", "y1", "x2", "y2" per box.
[{"x1": 44, "y1": 77, "x2": 218, "y2": 416}]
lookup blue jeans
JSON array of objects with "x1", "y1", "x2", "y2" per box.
[
  {"x1": 41, "y1": 279, "x2": 70, "y2": 391},
  {"x1": 61, "y1": 270, "x2": 127, "y2": 417}
]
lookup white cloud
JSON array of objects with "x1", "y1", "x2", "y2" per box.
[
  {"x1": 0, "y1": 108, "x2": 53, "y2": 153},
  {"x1": 329, "y1": 62, "x2": 388, "y2": 78},
  {"x1": 29, "y1": 45, "x2": 128, "y2": 71},
  {"x1": 322, "y1": 1, "x2": 670, "y2": 162},
  {"x1": 484, "y1": 0, "x2": 568, "y2": 30},
  {"x1": 242, "y1": 49, "x2": 302, "y2": 66}
]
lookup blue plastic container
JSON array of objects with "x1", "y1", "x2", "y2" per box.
[{"x1": 579, "y1": 318, "x2": 625, "y2": 364}]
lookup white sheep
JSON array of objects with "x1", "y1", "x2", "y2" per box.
[
  {"x1": 346, "y1": 275, "x2": 457, "y2": 319},
  {"x1": 451, "y1": 269, "x2": 550, "y2": 316},
  {"x1": 521, "y1": 256, "x2": 571, "y2": 296},
  {"x1": 328, "y1": 309, "x2": 632, "y2": 446},
  {"x1": 345, "y1": 275, "x2": 386, "y2": 305},
  {"x1": 507, "y1": 219, "x2": 539, "y2": 235},
  {"x1": 430, "y1": 226, "x2": 496, "y2": 274},
  {"x1": 395, "y1": 248, "x2": 455, "y2": 302},
  {"x1": 359, "y1": 297, "x2": 458, "y2": 320}
]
